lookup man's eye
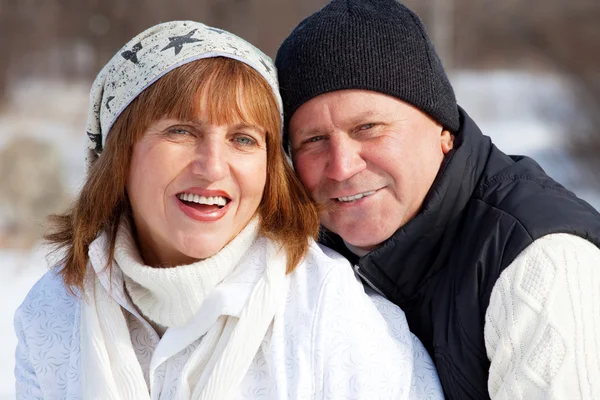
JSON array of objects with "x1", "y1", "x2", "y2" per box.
[
  {"x1": 359, "y1": 123, "x2": 375, "y2": 130},
  {"x1": 303, "y1": 136, "x2": 324, "y2": 144}
]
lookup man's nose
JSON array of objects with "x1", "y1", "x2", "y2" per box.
[{"x1": 325, "y1": 135, "x2": 367, "y2": 182}]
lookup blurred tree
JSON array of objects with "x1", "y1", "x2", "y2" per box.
[
  {"x1": 459, "y1": 0, "x2": 600, "y2": 186},
  {"x1": 1, "y1": 0, "x2": 334, "y2": 97},
  {"x1": 0, "y1": 137, "x2": 68, "y2": 249},
  {"x1": 0, "y1": 0, "x2": 20, "y2": 101},
  {"x1": 404, "y1": 0, "x2": 600, "y2": 186},
  {"x1": 1, "y1": 0, "x2": 598, "y2": 183}
]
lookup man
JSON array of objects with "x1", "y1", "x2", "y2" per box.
[{"x1": 275, "y1": 0, "x2": 600, "y2": 399}]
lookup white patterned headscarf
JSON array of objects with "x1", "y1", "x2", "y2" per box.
[{"x1": 85, "y1": 20, "x2": 283, "y2": 172}]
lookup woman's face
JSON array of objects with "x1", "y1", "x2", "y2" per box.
[{"x1": 126, "y1": 107, "x2": 267, "y2": 267}]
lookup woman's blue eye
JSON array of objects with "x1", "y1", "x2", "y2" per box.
[
  {"x1": 236, "y1": 136, "x2": 256, "y2": 146},
  {"x1": 168, "y1": 127, "x2": 190, "y2": 135},
  {"x1": 359, "y1": 123, "x2": 375, "y2": 130}
]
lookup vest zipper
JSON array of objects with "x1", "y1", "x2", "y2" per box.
[{"x1": 354, "y1": 264, "x2": 385, "y2": 297}]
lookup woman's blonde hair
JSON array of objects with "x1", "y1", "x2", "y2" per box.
[{"x1": 47, "y1": 57, "x2": 319, "y2": 293}]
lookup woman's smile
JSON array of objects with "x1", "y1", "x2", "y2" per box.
[{"x1": 175, "y1": 190, "x2": 232, "y2": 222}]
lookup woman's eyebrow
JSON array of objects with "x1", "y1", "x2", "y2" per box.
[
  {"x1": 175, "y1": 119, "x2": 265, "y2": 137},
  {"x1": 231, "y1": 122, "x2": 261, "y2": 131},
  {"x1": 179, "y1": 118, "x2": 208, "y2": 127},
  {"x1": 231, "y1": 123, "x2": 266, "y2": 137}
]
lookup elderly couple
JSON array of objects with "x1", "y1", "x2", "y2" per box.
[{"x1": 15, "y1": 0, "x2": 600, "y2": 399}]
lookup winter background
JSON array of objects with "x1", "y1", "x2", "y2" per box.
[{"x1": 1, "y1": 0, "x2": 599, "y2": 398}]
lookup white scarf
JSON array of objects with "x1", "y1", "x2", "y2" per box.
[
  {"x1": 80, "y1": 218, "x2": 288, "y2": 400},
  {"x1": 117, "y1": 218, "x2": 259, "y2": 329}
]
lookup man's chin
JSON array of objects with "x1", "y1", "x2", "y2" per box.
[
  {"x1": 349, "y1": 241, "x2": 380, "y2": 252},
  {"x1": 328, "y1": 225, "x2": 386, "y2": 251}
]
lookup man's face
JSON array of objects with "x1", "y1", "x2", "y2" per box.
[{"x1": 289, "y1": 90, "x2": 454, "y2": 251}]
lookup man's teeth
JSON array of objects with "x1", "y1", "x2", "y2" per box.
[
  {"x1": 337, "y1": 191, "x2": 376, "y2": 202},
  {"x1": 177, "y1": 193, "x2": 228, "y2": 206}
]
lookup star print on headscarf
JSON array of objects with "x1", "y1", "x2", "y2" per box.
[
  {"x1": 87, "y1": 131, "x2": 103, "y2": 154},
  {"x1": 105, "y1": 96, "x2": 115, "y2": 112},
  {"x1": 161, "y1": 29, "x2": 202, "y2": 55},
  {"x1": 121, "y1": 42, "x2": 143, "y2": 64},
  {"x1": 259, "y1": 58, "x2": 272, "y2": 73}
]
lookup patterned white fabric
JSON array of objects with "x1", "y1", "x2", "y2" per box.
[
  {"x1": 485, "y1": 233, "x2": 600, "y2": 399},
  {"x1": 80, "y1": 216, "x2": 287, "y2": 400},
  {"x1": 84, "y1": 20, "x2": 282, "y2": 171},
  {"x1": 15, "y1": 235, "x2": 444, "y2": 399}
]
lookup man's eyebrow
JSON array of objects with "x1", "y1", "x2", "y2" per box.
[
  {"x1": 345, "y1": 110, "x2": 379, "y2": 126},
  {"x1": 294, "y1": 110, "x2": 381, "y2": 138},
  {"x1": 293, "y1": 126, "x2": 329, "y2": 139}
]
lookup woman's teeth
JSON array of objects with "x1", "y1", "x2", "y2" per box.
[
  {"x1": 337, "y1": 190, "x2": 376, "y2": 203},
  {"x1": 177, "y1": 193, "x2": 228, "y2": 206}
]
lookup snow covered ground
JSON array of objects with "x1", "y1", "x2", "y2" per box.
[{"x1": 0, "y1": 72, "x2": 599, "y2": 398}]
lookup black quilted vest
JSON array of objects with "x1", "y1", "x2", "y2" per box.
[{"x1": 321, "y1": 107, "x2": 600, "y2": 399}]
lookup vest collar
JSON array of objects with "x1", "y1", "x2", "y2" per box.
[{"x1": 351, "y1": 107, "x2": 493, "y2": 307}]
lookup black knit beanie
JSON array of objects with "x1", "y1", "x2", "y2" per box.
[{"x1": 275, "y1": 0, "x2": 460, "y2": 149}]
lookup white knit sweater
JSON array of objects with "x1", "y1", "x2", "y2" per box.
[
  {"x1": 15, "y1": 226, "x2": 445, "y2": 399},
  {"x1": 79, "y1": 217, "x2": 290, "y2": 400},
  {"x1": 485, "y1": 233, "x2": 600, "y2": 399}
]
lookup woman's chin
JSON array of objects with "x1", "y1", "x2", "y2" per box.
[
  {"x1": 146, "y1": 236, "x2": 227, "y2": 267},
  {"x1": 178, "y1": 240, "x2": 227, "y2": 262}
]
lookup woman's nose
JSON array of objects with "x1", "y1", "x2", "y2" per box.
[{"x1": 190, "y1": 139, "x2": 228, "y2": 181}]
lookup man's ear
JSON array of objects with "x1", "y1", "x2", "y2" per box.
[{"x1": 441, "y1": 130, "x2": 454, "y2": 155}]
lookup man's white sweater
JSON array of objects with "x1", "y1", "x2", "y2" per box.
[{"x1": 485, "y1": 233, "x2": 600, "y2": 399}]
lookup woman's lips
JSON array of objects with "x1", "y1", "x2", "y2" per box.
[{"x1": 176, "y1": 196, "x2": 230, "y2": 222}]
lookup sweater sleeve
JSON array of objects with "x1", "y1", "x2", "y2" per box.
[
  {"x1": 14, "y1": 305, "x2": 44, "y2": 400},
  {"x1": 312, "y1": 264, "x2": 444, "y2": 400},
  {"x1": 484, "y1": 233, "x2": 600, "y2": 400}
]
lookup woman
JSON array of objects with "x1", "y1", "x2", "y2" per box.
[{"x1": 14, "y1": 21, "x2": 443, "y2": 399}]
